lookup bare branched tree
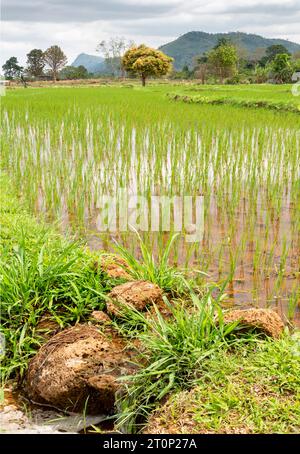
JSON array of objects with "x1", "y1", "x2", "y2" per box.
[
  {"x1": 96, "y1": 37, "x2": 134, "y2": 77},
  {"x1": 44, "y1": 45, "x2": 67, "y2": 82}
]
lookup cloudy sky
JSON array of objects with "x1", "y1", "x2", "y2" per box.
[{"x1": 1, "y1": 0, "x2": 300, "y2": 66}]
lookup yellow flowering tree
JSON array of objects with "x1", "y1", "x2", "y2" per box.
[{"x1": 122, "y1": 45, "x2": 173, "y2": 86}]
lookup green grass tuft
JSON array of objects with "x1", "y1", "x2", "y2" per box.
[
  {"x1": 114, "y1": 287, "x2": 251, "y2": 433},
  {"x1": 0, "y1": 176, "x2": 110, "y2": 381}
]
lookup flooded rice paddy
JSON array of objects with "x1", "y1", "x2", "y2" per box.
[{"x1": 1, "y1": 86, "x2": 299, "y2": 323}]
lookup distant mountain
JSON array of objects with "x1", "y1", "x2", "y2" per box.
[
  {"x1": 71, "y1": 53, "x2": 105, "y2": 74},
  {"x1": 159, "y1": 31, "x2": 300, "y2": 70}
]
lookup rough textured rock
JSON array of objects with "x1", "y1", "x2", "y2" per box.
[
  {"x1": 223, "y1": 309, "x2": 284, "y2": 339},
  {"x1": 26, "y1": 324, "x2": 136, "y2": 414},
  {"x1": 96, "y1": 255, "x2": 132, "y2": 280},
  {"x1": 107, "y1": 280, "x2": 163, "y2": 316},
  {"x1": 91, "y1": 310, "x2": 111, "y2": 324}
]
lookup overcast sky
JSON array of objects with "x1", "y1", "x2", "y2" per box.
[{"x1": 1, "y1": 0, "x2": 300, "y2": 66}]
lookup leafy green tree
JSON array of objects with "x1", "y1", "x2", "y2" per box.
[
  {"x1": 266, "y1": 44, "x2": 290, "y2": 59},
  {"x1": 208, "y1": 43, "x2": 238, "y2": 83},
  {"x1": 171, "y1": 65, "x2": 194, "y2": 81},
  {"x1": 60, "y1": 65, "x2": 89, "y2": 80},
  {"x1": 43, "y1": 45, "x2": 67, "y2": 82},
  {"x1": 292, "y1": 58, "x2": 300, "y2": 72},
  {"x1": 2, "y1": 57, "x2": 23, "y2": 80},
  {"x1": 271, "y1": 53, "x2": 293, "y2": 83},
  {"x1": 260, "y1": 44, "x2": 290, "y2": 67},
  {"x1": 291, "y1": 58, "x2": 300, "y2": 87},
  {"x1": 181, "y1": 65, "x2": 194, "y2": 79},
  {"x1": 26, "y1": 49, "x2": 45, "y2": 78},
  {"x1": 122, "y1": 45, "x2": 173, "y2": 86}
]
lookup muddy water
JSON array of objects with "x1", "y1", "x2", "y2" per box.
[
  {"x1": 30, "y1": 126, "x2": 299, "y2": 325},
  {"x1": 84, "y1": 191, "x2": 300, "y2": 326}
]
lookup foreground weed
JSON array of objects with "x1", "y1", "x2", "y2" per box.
[
  {"x1": 114, "y1": 287, "x2": 248, "y2": 433},
  {"x1": 114, "y1": 232, "x2": 196, "y2": 295}
]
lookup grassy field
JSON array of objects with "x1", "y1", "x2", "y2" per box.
[{"x1": 144, "y1": 336, "x2": 300, "y2": 434}]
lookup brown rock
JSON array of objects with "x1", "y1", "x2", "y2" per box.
[
  {"x1": 91, "y1": 311, "x2": 111, "y2": 324},
  {"x1": 107, "y1": 280, "x2": 163, "y2": 316},
  {"x1": 223, "y1": 309, "x2": 284, "y2": 339},
  {"x1": 26, "y1": 324, "x2": 136, "y2": 414},
  {"x1": 97, "y1": 255, "x2": 132, "y2": 280}
]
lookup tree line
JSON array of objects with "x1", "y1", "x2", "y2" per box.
[
  {"x1": 181, "y1": 41, "x2": 300, "y2": 84},
  {"x1": 2, "y1": 45, "x2": 91, "y2": 82},
  {"x1": 2, "y1": 38, "x2": 300, "y2": 86},
  {"x1": 1, "y1": 40, "x2": 173, "y2": 86}
]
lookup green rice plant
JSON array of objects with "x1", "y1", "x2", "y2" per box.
[
  {"x1": 287, "y1": 288, "x2": 300, "y2": 322},
  {"x1": 1, "y1": 84, "x2": 299, "y2": 321},
  {"x1": 113, "y1": 231, "x2": 192, "y2": 295}
]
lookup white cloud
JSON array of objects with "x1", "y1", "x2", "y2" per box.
[{"x1": 1, "y1": 0, "x2": 299, "y2": 67}]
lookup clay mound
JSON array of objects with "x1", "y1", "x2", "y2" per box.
[
  {"x1": 223, "y1": 309, "x2": 284, "y2": 339},
  {"x1": 107, "y1": 280, "x2": 163, "y2": 316},
  {"x1": 96, "y1": 255, "x2": 132, "y2": 280},
  {"x1": 90, "y1": 310, "x2": 111, "y2": 324},
  {"x1": 26, "y1": 324, "x2": 136, "y2": 414}
]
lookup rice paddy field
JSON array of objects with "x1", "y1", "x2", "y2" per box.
[
  {"x1": 173, "y1": 83, "x2": 300, "y2": 107},
  {"x1": 1, "y1": 83, "x2": 300, "y2": 325}
]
